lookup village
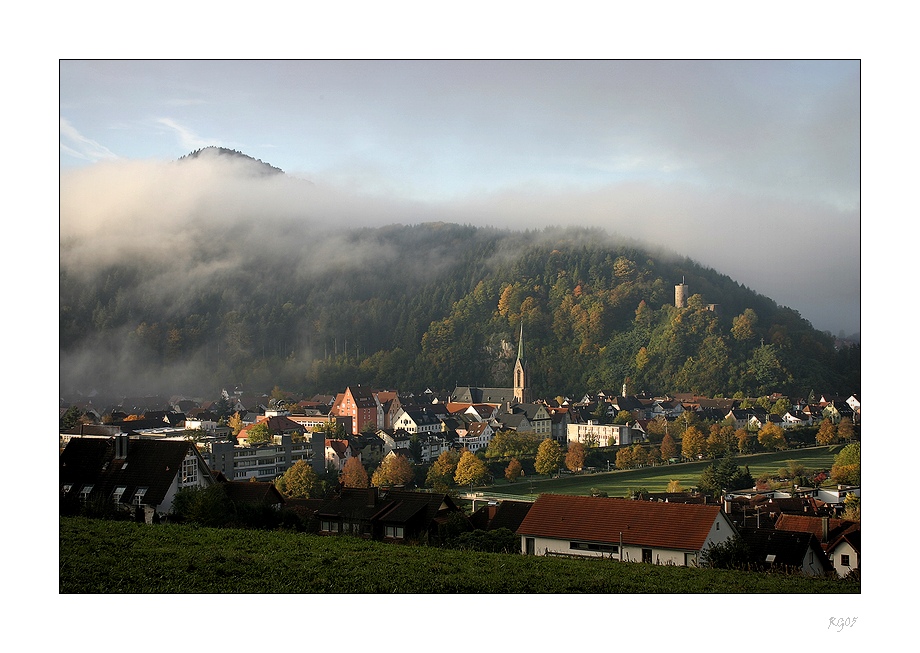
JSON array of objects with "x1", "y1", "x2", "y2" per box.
[{"x1": 59, "y1": 312, "x2": 861, "y2": 582}]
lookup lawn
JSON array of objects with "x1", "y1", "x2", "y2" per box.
[
  {"x1": 478, "y1": 445, "x2": 843, "y2": 500},
  {"x1": 59, "y1": 517, "x2": 858, "y2": 593}
]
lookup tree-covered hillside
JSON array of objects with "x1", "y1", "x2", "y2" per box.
[{"x1": 59, "y1": 220, "x2": 858, "y2": 399}]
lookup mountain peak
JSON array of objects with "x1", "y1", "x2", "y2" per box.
[{"x1": 179, "y1": 147, "x2": 284, "y2": 175}]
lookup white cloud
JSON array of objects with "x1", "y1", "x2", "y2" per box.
[
  {"x1": 59, "y1": 118, "x2": 118, "y2": 162},
  {"x1": 155, "y1": 117, "x2": 215, "y2": 151}
]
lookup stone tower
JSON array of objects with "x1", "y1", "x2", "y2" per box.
[
  {"x1": 675, "y1": 277, "x2": 689, "y2": 308},
  {"x1": 513, "y1": 322, "x2": 530, "y2": 404}
]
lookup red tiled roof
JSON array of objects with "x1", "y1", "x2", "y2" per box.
[
  {"x1": 517, "y1": 494, "x2": 724, "y2": 551},
  {"x1": 774, "y1": 514, "x2": 860, "y2": 549},
  {"x1": 326, "y1": 439, "x2": 349, "y2": 457}
]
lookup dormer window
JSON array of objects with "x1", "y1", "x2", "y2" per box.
[
  {"x1": 79, "y1": 485, "x2": 93, "y2": 503},
  {"x1": 133, "y1": 487, "x2": 148, "y2": 505},
  {"x1": 112, "y1": 486, "x2": 126, "y2": 504}
]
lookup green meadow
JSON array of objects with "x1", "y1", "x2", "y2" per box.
[{"x1": 478, "y1": 446, "x2": 843, "y2": 501}]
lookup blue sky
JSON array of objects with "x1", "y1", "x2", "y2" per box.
[{"x1": 60, "y1": 59, "x2": 860, "y2": 335}]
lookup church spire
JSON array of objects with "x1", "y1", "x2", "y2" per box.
[
  {"x1": 513, "y1": 321, "x2": 529, "y2": 404},
  {"x1": 517, "y1": 321, "x2": 525, "y2": 363}
]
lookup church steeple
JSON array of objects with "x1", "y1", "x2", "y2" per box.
[
  {"x1": 517, "y1": 321, "x2": 525, "y2": 364},
  {"x1": 513, "y1": 322, "x2": 529, "y2": 404}
]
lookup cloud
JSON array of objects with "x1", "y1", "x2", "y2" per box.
[
  {"x1": 60, "y1": 153, "x2": 859, "y2": 336},
  {"x1": 59, "y1": 118, "x2": 118, "y2": 162},
  {"x1": 155, "y1": 117, "x2": 217, "y2": 151}
]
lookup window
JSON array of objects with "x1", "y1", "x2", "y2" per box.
[
  {"x1": 570, "y1": 541, "x2": 617, "y2": 553},
  {"x1": 385, "y1": 525, "x2": 404, "y2": 539},
  {"x1": 320, "y1": 520, "x2": 339, "y2": 533},
  {"x1": 112, "y1": 486, "x2": 126, "y2": 504},
  {"x1": 841, "y1": 554, "x2": 850, "y2": 567},
  {"x1": 182, "y1": 457, "x2": 198, "y2": 484},
  {"x1": 133, "y1": 487, "x2": 148, "y2": 505},
  {"x1": 79, "y1": 485, "x2": 93, "y2": 503},
  {"x1": 642, "y1": 548, "x2": 652, "y2": 564}
]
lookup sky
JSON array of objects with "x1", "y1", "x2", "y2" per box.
[{"x1": 60, "y1": 59, "x2": 860, "y2": 336}]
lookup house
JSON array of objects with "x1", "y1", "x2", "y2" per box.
[
  {"x1": 773, "y1": 513, "x2": 860, "y2": 573},
  {"x1": 651, "y1": 398, "x2": 684, "y2": 420},
  {"x1": 60, "y1": 434, "x2": 215, "y2": 522},
  {"x1": 417, "y1": 432, "x2": 452, "y2": 463},
  {"x1": 748, "y1": 413, "x2": 784, "y2": 430},
  {"x1": 330, "y1": 385, "x2": 383, "y2": 435},
  {"x1": 315, "y1": 486, "x2": 464, "y2": 543},
  {"x1": 496, "y1": 411, "x2": 532, "y2": 433},
  {"x1": 566, "y1": 421, "x2": 633, "y2": 447},
  {"x1": 826, "y1": 529, "x2": 860, "y2": 578},
  {"x1": 351, "y1": 432, "x2": 386, "y2": 467},
  {"x1": 325, "y1": 438, "x2": 359, "y2": 472},
  {"x1": 457, "y1": 420, "x2": 494, "y2": 452},
  {"x1": 547, "y1": 407, "x2": 572, "y2": 444},
  {"x1": 392, "y1": 407, "x2": 443, "y2": 435},
  {"x1": 508, "y1": 403, "x2": 552, "y2": 437},
  {"x1": 822, "y1": 400, "x2": 855, "y2": 425},
  {"x1": 736, "y1": 527, "x2": 834, "y2": 576},
  {"x1": 781, "y1": 410, "x2": 810, "y2": 428},
  {"x1": 725, "y1": 407, "x2": 767, "y2": 429},
  {"x1": 516, "y1": 494, "x2": 737, "y2": 566},
  {"x1": 377, "y1": 428, "x2": 413, "y2": 457},
  {"x1": 219, "y1": 478, "x2": 286, "y2": 510}
]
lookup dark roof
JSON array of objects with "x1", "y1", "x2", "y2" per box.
[
  {"x1": 221, "y1": 480, "x2": 284, "y2": 505},
  {"x1": 774, "y1": 514, "x2": 860, "y2": 548},
  {"x1": 738, "y1": 527, "x2": 834, "y2": 573},
  {"x1": 499, "y1": 413, "x2": 529, "y2": 429},
  {"x1": 470, "y1": 500, "x2": 533, "y2": 532},
  {"x1": 451, "y1": 386, "x2": 516, "y2": 405},
  {"x1": 283, "y1": 497, "x2": 326, "y2": 517},
  {"x1": 517, "y1": 494, "x2": 726, "y2": 551},
  {"x1": 827, "y1": 529, "x2": 861, "y2": 554},
  {"x1": 315, "y1": 487, "x2": 459, "y2": 526},
  {"x1": 60, "y1": 424, "x2": 125, "y2": 437},
  {"x1": 60, "y1": 437, "x2": 210, "y2": 507},
  {"x1": 262, "y1": 415, "x2": 304, "y2": 433},
  {"x1": 637, "y1": 492, "x2": 712, "y2": 505},
  {"x1": 112, "y1": 418, "x2": 181, "y2": 433}
]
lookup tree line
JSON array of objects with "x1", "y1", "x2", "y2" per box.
[{"x1": 60, "y1": 223, "x2": 859, "y2": 398}]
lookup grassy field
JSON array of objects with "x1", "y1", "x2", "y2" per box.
[
  {"x1": 480, "y1": 445, "x2": 843, "y2": 500},
  {"x1": 59, "y1": 517, "x2": 858, "y2": 594}
]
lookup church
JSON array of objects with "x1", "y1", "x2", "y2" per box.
[{"x1": 450, "y1": 323, "x2": 530, "y2": 407}]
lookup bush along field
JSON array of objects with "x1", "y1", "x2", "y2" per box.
[{"x1": 60, "y1": 517, "x2": 859, "y2": 594}]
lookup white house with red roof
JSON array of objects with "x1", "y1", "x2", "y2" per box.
[
  {"x1": 325, "y1": 438, "x2": 359, "y2": 472},
  {"x1": 516, "y1": 494, "x2": 737, "y2": 566}
]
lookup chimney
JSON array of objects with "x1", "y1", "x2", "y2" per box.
[{"x1": 115, "y1": 434, "x2": 129, "y2": 459}]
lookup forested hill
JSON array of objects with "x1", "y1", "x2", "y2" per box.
[
  {"x1": 178, "y1": 146, "x2": 285, "y2": 175},
  {"x1": 59, "y1": 219, "x2": 858, "y2": 400}
]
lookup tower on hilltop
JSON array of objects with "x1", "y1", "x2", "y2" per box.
[{"x1": 675, "y1": 277, "x2": 689, "y2": 308}]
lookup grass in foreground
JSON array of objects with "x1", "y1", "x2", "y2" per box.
[{"x1": 60, "y1": 517, "x2": 859, "y2": 594}]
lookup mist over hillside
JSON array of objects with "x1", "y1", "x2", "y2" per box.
[{"x1": 59, "y1": 151, "x2": 859, "y2": 400}]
